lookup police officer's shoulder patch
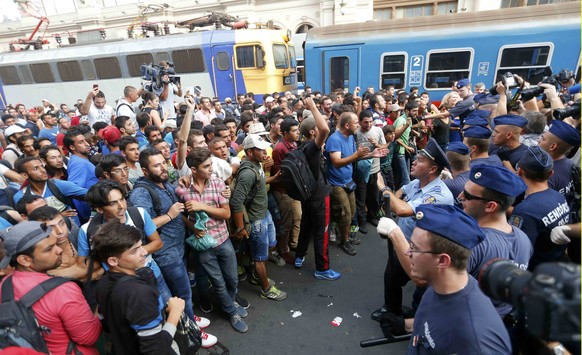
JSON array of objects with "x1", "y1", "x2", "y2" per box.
[
  {"x1": 509, "y1": 215, "x2": 523, "y2": 229},
  {"x1": 422, "y1": 195, "x2": 437, "y2": 204}
]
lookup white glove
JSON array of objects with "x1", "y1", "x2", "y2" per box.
[
  {"x1": 377, "y1": 217, "x2": 399, "y2": 237},
  {"x1": 550, "y1": 225, "x2": 571, "y2": 245}
]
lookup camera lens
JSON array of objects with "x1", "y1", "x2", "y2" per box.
[{"x1": 478, "y1": 259, "x2": 531, "y2": 308}]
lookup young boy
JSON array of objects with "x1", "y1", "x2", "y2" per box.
[{"x1": 93, "y1": 220, "x2": 185, "y2": 354}]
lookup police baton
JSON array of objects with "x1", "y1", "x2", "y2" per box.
[{"x1": 360, "y1": 334, "x2": 412, "y2": 348}]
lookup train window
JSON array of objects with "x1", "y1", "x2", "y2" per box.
[
  {"x1": 155, "y1": 52, "x2": 170, "y2": 64},
  {"x1": 297, "y1": 59, "x2": 305, "y2": 83},
  {"x1": 495, "y1": 44, "x2": 552, "y2": 85},
  {"x1": 127, "y1": 53, "x2": 154, "y2": 77},
  {"x1": 380, "y1": 53, "x2": 406, "y2": 90},
  {"x1": 30, "y1": 63, "x2": 55, "y2": 83},
  {"x1": 57, "y1": 61, "x2": 84, "y2": 82},
  {"x1": 289, "y1": 45, "x2": 297, "y2": 68},
  {"x1": 18, "y1": 65, "x2": 33, "y2": 84},
  {"x1": 273, "y1": 44, "x2": 289, "y2": 69},
  {"x1": 81, "y1": 60, "x2": 97, "y2": 80},
  {"x1": 426, "y1": 50, "x2": 472, "y2": 89},
  {"x1": 0, "y1": 66, "x2": 21, "y2": 85},
  {"x1": 235, "y1": 45, "x2": 265, "y2": 68},
  {"x1": 216, "y1": 52, "x2": 230, "y2": 71},
  {"x1": 330, "y1": 57, "x2": 349, "y2": 92},
  {"x1": 94, "y1": 57, "x2": 122, "y2": 79},
  {"x1": 172, "y1": 48, "x2": 205, "y2": 73}
]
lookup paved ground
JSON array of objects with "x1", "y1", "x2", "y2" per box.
[{"x1": 195, "y1": 223, "x2": 414, "y2": 355}]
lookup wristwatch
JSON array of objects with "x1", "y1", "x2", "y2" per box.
[
  {"x1": 381, "y1": 186, "x2": 392, "y2": 194},
  {"x1": 553, "y1": 345, "x2": 566, "y2": 355}
]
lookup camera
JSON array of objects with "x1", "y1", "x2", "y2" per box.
[
  {"x1": 140, "y1": 62, "x2": 180, "y2": 92},
  {"x1": 520, "y1": 67, "x2": 562, "y2": 102},
  {"x1": 479, "y1": 260, "x2": 580, "y2": 344},
  {"x1": 553, "y1": 100, "x2": 580, "y2": 120},
  {"x1": 490, "y1": 72, "x2": 518, "y2": 95}
]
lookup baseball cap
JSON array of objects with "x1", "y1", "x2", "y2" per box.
[
  {"x1": 248, "y1": 122, "x2": 268, "y2": 135},
  {"x1": 387, "y1": 104, "x2": 401, "y2": 112},
  {"x1": 4, "y1": 125, "x2": 26, "y2": 138},
  {"x1": 98, "y1": 126, "x2": 121, "y2": 146},
  {"x1": 0, "y1": 221, "x2": 53, "y2": 269},
  {"x1": 163, "y1": 119, "x2": 177, "y2": 129},
  {"x1": 243, "y1": 134, "x2": 271, "y2": 150},
  {"x1": 265, "y1": 97, "x2": 275, "y2": 103},
  {"x1": 299, "y1": 117, "x2": 316, "y2": 137}
]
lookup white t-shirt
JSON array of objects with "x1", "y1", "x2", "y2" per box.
[
  {"x1": 154, "y1": 83, "x2": 180, "y2": 119},
  {"x1": 87, "y1": 103, "x2": 115, "y2": 127},
  {"x1": 116, "y1": 99, "x2": 137, "y2": 130}
]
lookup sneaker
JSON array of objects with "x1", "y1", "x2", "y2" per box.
[
  {"x1": 359, "y1": 223, "x2": 368, "y2": 234},
  {"x1": 230, "y1": 314, "x2": 248, "y2": 333},
  {"x1": 235, "y1": 294, "x2": 250, "y2": 309},
  {"x1": 348, "y1": 235, "x2": 361, "y2": 245},
  {"x1": 294, "y1": 256, "x2": 305, "y2": 269},
  {"x1": 329, "y1": 222, "x2": 337, "y2": 242},
  {"x1": 201, "y1": 331, "x2": 218, "y2": 348},
  {"x1": 314, "y1": 269, "x2": 341, "y2": 281},
  {"x1": 188, "y1": 271, "x2": 196, "y2": 288},
  {"x1": 350, "y1": 225, "x2": 359, "y2": 234},
  {"x1": 268, "y1": 251, "x2": 286, "y2": 266},
  {"x1": 234, "y1": 302, "x2": 248, "y2": 317},
  {"x1": 237, "y1": 266, "x2": 247, "y2": 282},
  {"x1": 260, "y1": 284, "x2": 287, "y2": 301},
  {"x1": 250, "y1": 272, "x2": 275, "y2": 287},
  {"x1": 194, "y1": 315, "x2": 210, "y2": 329},
  {"x1": 339, "y1": 241, "x2": 357, "y2": 256},
  {"x1": 199, "y1": 296, "x2": 213, "y2": 314}
]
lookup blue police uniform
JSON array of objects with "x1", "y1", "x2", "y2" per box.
[
  {"x1": 492, "y1": 115, "x2": 529, "y2": 169},
  {"x1": 407, "y1": 204, "x2": 512, "y2": 355}
]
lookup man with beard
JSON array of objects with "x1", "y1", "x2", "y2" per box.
[
  {"x1": 152, "y1": 139, "x2": 179, "y2": 186},
  {"x1": 128, "y1": 148, "x2": 195, "y2": 320},
  {"x1": 80, "y1": 86, "x2": 115, "y2": 127},
  {"x1": 14, "y1": 157, "x2": 87, "y2": 226},
  {"x1": 0, "y1": 221, "x2": 102, "y2": 354},
  {"x1": 40, "y1": 145, "x2": 68, "y2": 180}
]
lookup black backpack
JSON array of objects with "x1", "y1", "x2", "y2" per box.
[
  {"x1": 279, "y1": 145, "x2": 318, "y2": 202},
  {"x1": 0, "y1": 275, "x2": 75, "y2": 353},
  {"x1": 23, "y1": 180, "x2": 82, "y2": 209}
]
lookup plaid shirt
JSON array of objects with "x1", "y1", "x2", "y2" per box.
[{"x1": 176, "y1": 177, "x2": 230, "y2": 246}]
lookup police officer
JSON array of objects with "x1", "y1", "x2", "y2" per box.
[
  {"x1": 444, "y1": 142, "x2": 471, "y2": 208},
  {"x1": 491, "y1": 114, "x2": 528, "y2": 171},
  {"x1": 460, "y1": 164, "x2": 533, "y2": 318},
  {"x1": 373, "y1": 138, "x2": 454, "y2": 321},
  {"x1": 509, "y1": 146, "x2": 570, "y2": 270},
  {"x1": 378, "y1": 204, "x2": 512, "y2": 354},
  {"x1": 463, "y1": 125, "x2": 504, "y2": 167}
]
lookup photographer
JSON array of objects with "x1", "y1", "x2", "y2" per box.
[{"x1": 154, "y1": 61, "x2": 182, "y2": 120}]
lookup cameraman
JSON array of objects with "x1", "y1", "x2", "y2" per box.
[{"x1": 155, "y1": 61, "x2": 182, "y2": 120}]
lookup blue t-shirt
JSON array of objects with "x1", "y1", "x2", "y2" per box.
[
  {"x1": 509, "y1": 188, "x2": 570, "y2": 270},
  {"x1": 407, "y1": 276, "x2": 512, "y2": 355},
  {"x1": 325, "y1": 130, "x2": 356, "y2": 187},
  {"x1": 468, "y1": 226, "x2": 533, "y2": 316},
  {"x1": 444, "y1": 170, "x2": 470, "y2": 208},
  {"x1": 38, "y1": 126, "x2": 59, "y2": 145},
  {"x1": 397, "y1": 178, "x2": 454, "y2": 238},
  {"x1": 548, "y1": 157, "x2": 574, "y2": 202},
  {"x1": 136, "y1": 131, "x2": 149, "y2": 151},
  {"x1": 494, "y1": 144, "x2": 528, "y2": 170},
  {"x1": 77, "y1": 207, "x2": 162, "y2": 277},
  {"x1": 0, "y1": 216, "x2": 12, "y2": 230},
  {"x1": 14, "y1": 179, "x2": 87, "y2": 225}
]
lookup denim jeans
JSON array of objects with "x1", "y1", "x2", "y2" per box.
[
  {"x1": 197, "y1": 239, "x2": 239, "y2": 316},
  {"x1": 249, "y1": 211, "x2": 277, "y2": 261},
  {"x1": 159, "y1": 258, "x2": 194, "y2": 320},
  {"x1": 393, "y1": 154, "x2": 410, "y2": 189}
]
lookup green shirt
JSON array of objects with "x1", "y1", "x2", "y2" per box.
[{"x1": 393, "y1": 114, "x2": 411, "y2": 155}]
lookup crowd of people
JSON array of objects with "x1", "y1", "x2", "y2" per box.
[{"x1": 0, "y1": 66, "x2": 580, "y2": 354}]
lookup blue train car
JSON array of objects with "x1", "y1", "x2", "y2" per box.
[
  {"x1": 0, "y1": 28, "x2": 297, "y2": 107},
  {"x1": 305, "y1": 2, "x2": 580, "y2": 101}
]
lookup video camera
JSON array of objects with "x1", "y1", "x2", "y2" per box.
[
  {"x1": 140, "y1": 62, "x2": 180, "y2": 92},
  {"x1": 489, "y1": 72, "x2": 519, "y2": 95},
  {"x1": 553, "y1": 100, "x2": 581, "y2": 120},
  {"x1": 479, "y1": 260, "x2": 580, "y2": 348}
]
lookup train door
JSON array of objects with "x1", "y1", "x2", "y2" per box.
[
  {"x1": 322, "y1": 48, "x2": 359, "y2": 94},
  {"x1": 210, "y1": 45, "x2": 237, "y2": 100}
]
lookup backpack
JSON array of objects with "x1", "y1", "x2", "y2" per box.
[
  {"x1": 0, "y1": 275, "x2": 78, "y2": 353},
  {"x1": 116, "y1": 102, "x2": 134, "y2": 118},
  {"x1": 279, "y1": 144, "x2": 318, "y2": 202},
  {"x1": 131, "y1": 180, "x2": 163, "y2": 217},
  {"x1": 227, "y1": 162, "x2": 261, "y2": 236}
]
